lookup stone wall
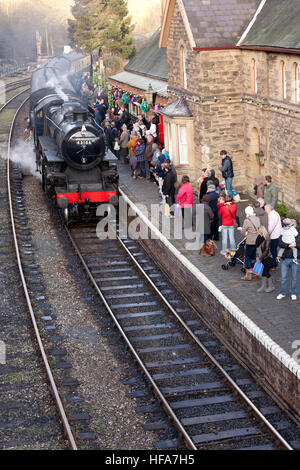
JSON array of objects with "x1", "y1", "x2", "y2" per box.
[{"x1": 165, "y1": 1, "x2": 300, "y2": 209}]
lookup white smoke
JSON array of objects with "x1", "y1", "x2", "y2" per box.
[
  {"x1": 45, "y1": 74, "x2": 70, "y2": 102},
  {"x1": 0, "y1": 139, "x2": 42, "y2": 181}
]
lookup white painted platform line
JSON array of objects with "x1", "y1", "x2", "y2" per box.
[{"x1": 119, "y1": 186, "x2": 300, "y2": 380}]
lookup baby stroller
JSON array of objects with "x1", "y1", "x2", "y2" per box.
[{"x1": 221, "y1": 236, "x2": 247, "y2": 271}]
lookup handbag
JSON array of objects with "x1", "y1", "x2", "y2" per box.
[
  {"x1": 199, "y1": 239, "x2": 217, "y2": 257},
  {"x1": 252, "y1": 261, "x2": 264, "y2": 276}
]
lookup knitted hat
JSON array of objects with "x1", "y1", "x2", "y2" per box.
[
  {"x1": 245, "y1": 206, "x2": 254, "y2": 217},
  {"x1": 283, "y1": 218, "x2": 292, "y2": 226},
  {"x1": 207, "y1": 184, "x2": 216, "y2": 191}
]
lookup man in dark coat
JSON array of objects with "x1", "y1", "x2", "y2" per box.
[
  {"x1": 119, "y1": 105, "x2": 130, "y2": 128},
  {"x1": 219, "y1": 150, "x2": 234, "y2": 196},
  {"x1": 199, "y1": 195, "x2": 214, "y2": 243},
  {"x1": 207, "y1": 184, "x2": 220, "y2": 240},
  {"x1": 95, "y1": 99, "x2": 106, "y2": 127},
  {"x1": 104, "y1": 121, "x2": 113, "y2": 150},
  {"x1": 162, "y1": 164, "x2": 176, "y2": 216}
]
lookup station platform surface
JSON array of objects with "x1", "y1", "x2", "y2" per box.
[{"x1": 117, "y1": 161, "x2": 300, "y2": 361}]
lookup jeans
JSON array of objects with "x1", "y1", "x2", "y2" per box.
[
  {"x1": 114, "y1": 149, "x2": 121, "y2": 160},
  {"x1": 221, "y1": 226, "x2": 236, "y2": 253},
  {"x1": 270, "y1": 238, "x2": 279, "y2": 268},
  {"x1": 280, "y1": 258, "x2": 300, "y2": 296},
  {"x1": 225, "y1": 177, "x2": 233, "y2": 196},
  {"x1": 136, "y1": 161, "x2": 146, "y2": 178},
  {"x1": 144, "y1": 160, "x2": 150, "y2": 179},
  {"x1": 245, "y1": 244, "x2": 256, "y2": 269}
]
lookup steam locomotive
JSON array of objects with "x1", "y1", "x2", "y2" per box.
[{"x1": 30, "y1": 53, "x2": 119, "y2": 223}]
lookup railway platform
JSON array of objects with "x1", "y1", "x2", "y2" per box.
[{"x1": 117, "y1": 161, "x2": 300, "y2": 416}]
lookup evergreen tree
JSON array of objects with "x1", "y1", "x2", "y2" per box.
[{"x1": 69, "y1": 0, "x2": 136, "y2": 60}]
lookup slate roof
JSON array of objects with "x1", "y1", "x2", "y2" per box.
[
  {"x1": 182, "y1": 0, "x2": 261, "y2": 48},
  {"x1": 161, "y1": 96, "x2": 193, "y2": 117},
  {"x1": 239, "y1": 0, "x2": 300, "y2": 50},
  {"x1": 109, "y1": 71, "x2": 168, "y2": 98},
  {"x1": 125, "y1": 28, "x2": 168, "y2": 80}
]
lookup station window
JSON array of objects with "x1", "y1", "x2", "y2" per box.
[
  {"x1": 178, "y1": 125, "x2": 188, "y2": 165},
  {"x1": 251, "y1": 59, "x2": 258, "y2": 94},
  {"x1": 292, "y1": 62, "x2": 300, "y2": 103},
  {"x1": 180, "y1": 46, "x2": 187, "y2": 89},
  {"x1": 280, "y1": 61, "x2": 287, "y2": 100}
]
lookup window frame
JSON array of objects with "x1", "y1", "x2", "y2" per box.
[
  {"x1": 280, "y1": 60, "x2": 287, "y2": 100},
  {"x1": 251, "y1": 58, "x2": 258, "y2": 94},
  {"x1": 177, "y1": 124, "x2": 189, "y2": 166}
]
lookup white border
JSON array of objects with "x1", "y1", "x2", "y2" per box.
[{"x1": 119, "y1": 186, "x2": 300, "y2": 379}]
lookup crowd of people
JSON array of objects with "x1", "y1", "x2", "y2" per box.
[
  {"x1": 198, "y1": 160, "x2": 300, "y2": 301},
  {"x1": 80, "y1": 73, "x2": 299, "y2": 301}
]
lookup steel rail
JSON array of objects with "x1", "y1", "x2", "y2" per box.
[
  {"x1": 6, "y1": 95, "x2": 78, "y2": 451},
  {"x1": 65, "y1": 224, "x2": 197, "y2": 450},
  {"x1": 0, "y1": 87, "x2": 30, "y2": 114},
  {"x1": 116, "y1": 234, "x2": 293, "y2": 450},
  {"x1": 2, "y1": 78, "x2": 31, "y2": 94}
]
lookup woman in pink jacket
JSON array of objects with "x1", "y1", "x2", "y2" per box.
[{"x1": 176, "y1": 175, "x2": 194, "y2": 225}]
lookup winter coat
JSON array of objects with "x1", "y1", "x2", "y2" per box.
[
  {"x1": 241, "y1": 215, "x2": 261, "y2": 245},
  {"x1": 162, "y1": 170, "x2": 176, "y2": 198},
  {"x1": 144, "y1": 141, "x2": 153, "y2": 161},
  {"x1": 256, "y1": 235, "x2": 271, "y2": 262},
  {"x1": 135, "y1": 143, "x2": 146, "y2": 162},
  {"x1": 198, "y1": 202, "x2": 214, "y2": 235},
  {"x1": 208, "y1": 169, "x2": 219, "y2": 188},
  {"x1": 217, "y1": 202, "x2": 237, "y2": 226},
  {"x1": 254, "y1": 207, "x2": 268, "y2": 230},
  {"x1": 120, "y1": 109, "x2": 130, "y2": 127},
  {"x1": 176, "y1": 182, "x2": 194, "y2": 208},
  {"x1": 268, "y1": 209, "x2": 281, "y2": 240},
  {"x1": 155, "y1": 155, "x2": 165, "y2": 178},
  {"x1": 254, "y1": 175, "x2": 265, "y2": 199},
  {"x1": 219, "y1": 155, "x2": 234, "y2": 178},
  {"x1": 120, "y1": 130, "x2": 129, "y2": 149},
  {"x1": 264, "y1": 183, "x2": 278, "y2": 208},
  {"x1": 199, "y1": 177, "x2": 211, "y2": 201},
  {"x1": 127, "y1": 137, "x2": 138, "y2": 155},
  {"x1": 207, "y1": 191, "x2": 219, "y2": 218}
]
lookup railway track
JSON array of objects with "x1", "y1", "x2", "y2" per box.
[
  {"x1": 1, "y1": 92, "x2": 77, "y2": 450},
  {"x1": 0, "y1": 78, "x2": 31, "y2": 98},
  {"x1": 65, "y1": 220, "x2": 300, "y2": 450}
]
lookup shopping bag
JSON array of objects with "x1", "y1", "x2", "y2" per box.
[
  {"x1": 165, "y1": 203, "x2": 170, "y2": 216},
  {"x1": 174, "y1": 204, "x2": 181, "y2": 217},
  {"x1": 252, "y1": 262, "x2": 264, "y2": 276}
]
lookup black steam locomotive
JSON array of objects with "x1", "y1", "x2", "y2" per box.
[{"x1": 30, "y1": 53, "x2": 119, "y2": 223}]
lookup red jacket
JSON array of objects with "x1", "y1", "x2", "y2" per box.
[
  {"x1": 218, "y1": 201, "x2": 237, "y2": 226},
  {"x1": 176, "y1": 182, "x2": 194, "y2": 208}
]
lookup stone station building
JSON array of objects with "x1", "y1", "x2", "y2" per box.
[{"x1": 159, "y1": 0, "x2": 300, "y2": 210}]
